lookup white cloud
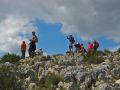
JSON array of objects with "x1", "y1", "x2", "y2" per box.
[
  {"x1": 0, "y1": 0, "x2": 120, "y2": 41},
  {"x1": 0, "y1": 0, "x2": 120, "y2": 54},
  {"x1": 0, "y1": 15, "x2": 35, "y2": 54}
]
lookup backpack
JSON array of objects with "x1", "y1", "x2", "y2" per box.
[
  {"x1": 35, "y1": 35, "x2": 38, "y2": 43},
  {"x1": 21, "y1": 43, "x2": 27, "y2": 50},
  {"x1": 96, "y1": 42, "x2": 99, "y2": 48},
  {"x1": 94, "y1": 42, "x2": 99, "y2": 49},
  {"x1": 70, "y1": 37, "x2": 75, "y2": 44}
]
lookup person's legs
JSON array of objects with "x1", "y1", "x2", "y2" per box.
[
  {"x1": 21, "y1": 50, "x2": 25, "y2": 59},
  {"x1": 69, "y1": 45, "x2": 73, "y2": 52},
  {"x1": 32, "y1": 44, "x2": 36, "y2": 57},
  {"x1": 28, "y1": 48, "x2": 32, "y2": 57},
  {"x1": 69, "y1": 42, "x2": 73, "y2": 52},
  {"x1": 71, "y1": 44, "x2": 73, "y2": 52},
  {"x1": 23, "y1": 51, "x2": 25, "y2": 59}
]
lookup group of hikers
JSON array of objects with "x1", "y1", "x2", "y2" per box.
[
  {"x1": 67, "y1": 35, "x2": 99, "y2": 55},
  {"x1": 20, "y1": 32, "x2": 99, "y2": 59},
  {"x1": 20, "y1": 31, "x2": 38, "y2": 59}
]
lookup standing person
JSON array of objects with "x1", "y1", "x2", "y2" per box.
[
  {"x1": 87, "y1": 42, "x2": 94, "y2": 54},
  {"x1": 21, "y1": 41, "x2": 27, "y2": 59},
  {"x1": 30, "y1": 31, "x2": 38, "y2": 56},
  {"x1": 67, "y1": 35, "x2": 75, "y2": 53},
  {"x1": 93, "y1": 40, "x2": 99, "y2": 51}
]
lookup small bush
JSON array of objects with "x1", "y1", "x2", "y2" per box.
[
  {"x1": 45, "y1": 73, "x2": 63, "y2": 86},
  {"x1": 96, "y1": 50, "x2": 111, "y2": 56},
  {"x1": 104, "y1": 49, "x2": 111, "y2": 54},
  {"x1": 1, "y1": 53, "x2": 20, "y2": 64},
  {"x1": 37, "y1": 73, "x2": 64, "y2": 90},
  {"x1": 83, "y1": 52, "x2": 104, "y2": 64},
  {"x1": 0, "y1": 66, "x2": 24, "y2": 90}
]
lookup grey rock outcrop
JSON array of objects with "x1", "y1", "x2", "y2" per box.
[{"x1": 1, "y1": 51, "x2": 120, "y2": 90}]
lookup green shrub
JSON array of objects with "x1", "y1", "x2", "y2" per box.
[
  {"x1": 45, "y1": 73, "x2": 63, "y2": 86},
  {"x1": 1, "y1": 53, "x2": 20, "y2": 64},
  {"x1": 104, "y1": 49, "x2": 111, "y2": 54},
  {"x1": 117, "y1": 48, "x2": 120, "y2": 53},
  {"x1": 0, "y1": 60, "x2": 2, "y2": 64},
  {"x1": 37, "y1": 73, "x2": 64, "y2": 90},
  {"x1": 0, "y1": 66, "x2": 24, "y2": 90},
  {"x1": 95, "y1": 50, "x2": 106, "y2": 56},
  {"x1": 83, "y1": 52, "x2": 104, "y2": 64}
]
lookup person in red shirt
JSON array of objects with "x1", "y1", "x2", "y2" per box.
[
  {"x1": 21, "y1": 41, "x2": 27, "y2": 59},
  {"x1": 88, "y1": 42, "x2": 94, "y2": 54}
]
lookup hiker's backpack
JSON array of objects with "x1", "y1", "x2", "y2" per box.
[
  {"x1": 70, "y1": 37, "x2": 75, "y2": 44},
  {"x1": 94, "y1": 42, "x2": 99, "y2": 49},
  {"x1": 96, "y1": 42, "x2": 99, "y2": 48},
  {"x1": 35, "y1": 35, "x2": 38, "y2": 43},
  {"x1": 21, "y1": 43, "x2": 27, "y2": 50}
]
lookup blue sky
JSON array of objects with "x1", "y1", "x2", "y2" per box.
[
  {"x1": 31, "y1": 19, "x2": 120, "y2": 54},
  {"x1": 33, "y1": 19, "x2": 67, "y2": 54},
  {"x1": 0, "y1": 0, "x2": 120, "y2": 55}
]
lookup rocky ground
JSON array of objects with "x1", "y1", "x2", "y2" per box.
[{"x1": 0, "y1": 52, "x2": 120, "y2": 90}]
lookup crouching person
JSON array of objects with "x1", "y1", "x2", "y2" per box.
[
  {"x1": 80, "y1": 44, "x2": 87, "y2": 54},
  {"x1": 21, "y1": 41, "x2": 27, "y2": 59},
  {"x1": 74, "y1": 43, "x2": 81, "y2": 53}
]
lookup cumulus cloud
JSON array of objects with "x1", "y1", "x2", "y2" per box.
[
  {"x1": 0, "y1": 0, "x2": 120, "y2": 40},
  {"x1": 0, "y1": 15, "x2": 35, "y2": 54},
  {"x1": 0, "y1": 0, "x2": 120, "y2": 54}
]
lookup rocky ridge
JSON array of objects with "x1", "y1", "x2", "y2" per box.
[{"x1": 0, "y1": 52, "x2": 120, "y2": 90}]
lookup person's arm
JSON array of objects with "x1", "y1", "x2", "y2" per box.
[{"x1": 67, "y1": 37, "x2": 69, "y2": 39}]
